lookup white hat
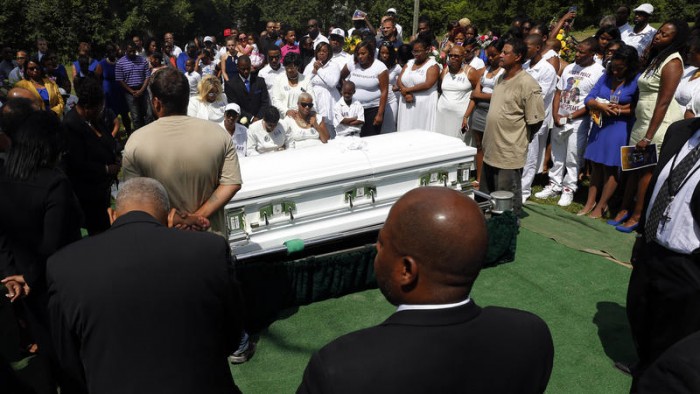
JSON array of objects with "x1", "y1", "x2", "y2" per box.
[
  {"x1": 203, "y1": 36, "x2": 214, "y2": 43},
  {"x1": 225, "y1": 103, "x2": 241, "y2": 113},
  {"x1": 330, "y1": 28, "x2": 345, "y2": 38},
  {"x1": 386, "y1": 8, "x2": 397, "y2": 14},
  {"x1": 633, "y1": 3, "x2": 654, "y2": 15}
]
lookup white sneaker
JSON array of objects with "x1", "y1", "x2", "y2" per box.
[
  {"x1": 558, "y1": 188, "x2": 574, "y2": 206},
  {"x1": 535, "y1": 184, "x2": 561, "y2": 199}
]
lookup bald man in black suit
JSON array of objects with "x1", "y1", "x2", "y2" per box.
[
  {"x1": 47, "y1": 177, "x2": 244, "y2": 394},
  {"x1": 297, "y1": 187, "x2": 554, "y2": 394}
]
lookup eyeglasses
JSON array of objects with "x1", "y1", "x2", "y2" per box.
[
  {"x1": 27, "y1": 66, "x2": 38, "y2": 71},
  {"x1": 307, "y1": 24, "x2": 317, "y2": 29},
  {"x1": 268, "y1": 55, "x2": 280, "y2": 59},
  {"x1": 411, "y1": 49, "x2": 426, "y2": 54},
  {"x1": 448, "y1": 54, "x2": 462, "y2": 58},
  {"x1": 17, "y1": 56, "x2": 26, "y2": 60},
  {"x1": 299, "y1": 102, "x2": 313, "y2": 108}
]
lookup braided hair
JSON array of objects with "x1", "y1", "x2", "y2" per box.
[{"x1": 644, "y1": 19, "x2": 690, "y2": 77}]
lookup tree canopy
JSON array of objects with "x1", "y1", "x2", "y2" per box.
[{"x1": 0, "y1": 0, "x2": 695, "y2": 59}]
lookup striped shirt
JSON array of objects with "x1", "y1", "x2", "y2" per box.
[{"x1": 115, "y1": 55, "x2": 149, "y2": 88}]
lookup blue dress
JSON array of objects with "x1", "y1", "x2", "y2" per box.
[
  {"x1": 100, "y1": 58, "x2": 127, "y2": 114},
  {"x1": 583, "y1": 73, "x2": 640, "y2": 167},
  {"x1": 72, "y1": 58, "x2": 99, "y2": 77}
]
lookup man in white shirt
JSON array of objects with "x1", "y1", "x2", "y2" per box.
[
  {"x1": 621, "y1": 3, "x2": 657, "y2": 57},
  {"x1": 616, "y1": 5, "x2": 633, "y2": 35},
  {"x1": 521, "y1": 34, "x2": 558, "y2": 204},
  {"x1": 329, "y1": 29, "x2": 352, "y2": 69},
  {"x1": 536, "y1": 38, "x2": 605, "y2": 206},
  {"x1": 164, "y1": 32, "x2": 183, "y2": 57},
  {"x1": 626, "y1": 116, "x2": 700, "y2": 388},
  {"x1": 246, "y1": 107, "x2": 289, "y2": 155},
  {"x1": 221, "y1": 103, "x2": 249, "y2": 157},
  {"x1": 258, "y1": 46, "x2": 285, "y2": 99},
  {"x1": 306, "y1": 19, "x2": 329, "y2": 49}
]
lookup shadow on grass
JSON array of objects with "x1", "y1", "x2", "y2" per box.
[{"x1": 593, "y1": 301, "x2": 638, "y2": 366}]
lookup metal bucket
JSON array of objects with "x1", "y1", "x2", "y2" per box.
[{"x1": 490, "y1": 191, "x2": 514, "y2": 214}]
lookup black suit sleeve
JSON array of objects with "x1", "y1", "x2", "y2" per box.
[
  {"x1": 26, "y1": 177, "x2": 81, "y2": 290},
  {"x1": 46, "y1": 260, "x2": 87, "y2": 389},
  {"x1": 0, "y1": 228, "x2": 16, "y2": 279},
  {"x1": 221, "y1": 239, "x2": 244, "y2": 354},
  {"x1": 224, "y1": 79, "x2": 236, "y2": 106},
  {"x1": 256, "y1": 80, "x2": 271, "y2": 120},
  {"x1": 297, "y1": 351, "x2": 331, "y2": 394}
]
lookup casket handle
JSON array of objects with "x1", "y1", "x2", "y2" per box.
[
  {"x1": 287, "y1": 207, "x2": 294, "y2": 220},
  {"x1": 262, "y1": 212, "x2": 269, "y2": 226},
  {"x1": 369, "y1": 188, "x2": 376, "y2": 203}
]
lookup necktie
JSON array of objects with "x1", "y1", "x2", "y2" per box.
[
  {"x1": 245, "y1": 79, "x2": 250, "y2": 93},
  {"x1": 645, "y1": 145, "x2": 700, "y2": 242}
]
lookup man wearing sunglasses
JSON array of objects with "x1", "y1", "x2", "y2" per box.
[
  {"x1": 8, "y1": 50, "x2": 27, "y2": 85},
  {"x1": 305, "y1": 18, "x2": 329, "y2": 50}
]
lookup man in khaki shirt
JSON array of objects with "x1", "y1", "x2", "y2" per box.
[
  {"x1": 482, "y1": 38, "x2": 544, "y2": 215},
  {"x1": 122, "y1": 68, "x2": 242, "y2": 237}
]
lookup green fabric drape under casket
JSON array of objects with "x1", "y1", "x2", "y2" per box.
[{"x1": 237, "y1": 212, "x2": 518, "y2": 330}]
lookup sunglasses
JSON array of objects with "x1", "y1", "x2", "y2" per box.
[
  {"x1": 299, "y1": 102, "x2": 313, "y2": 108},
  {"x1": 27, "y1": 66, "x2": 38, "y2": 71}
]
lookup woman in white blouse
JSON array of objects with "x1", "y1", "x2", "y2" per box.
[{"x1": 187, "y1": 75, "x2": 227, "y2": 123}]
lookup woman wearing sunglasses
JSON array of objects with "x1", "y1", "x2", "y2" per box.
[
  {"x1": 286, "y1": 92, "x2": 329, "y2": 149},
  {"x1": 15, "y1": 57, "x2": 64, "y2": 118}
]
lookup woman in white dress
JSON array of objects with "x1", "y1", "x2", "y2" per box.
[
  {"x1": 304, "y1": 42, "x2": 341, "y2": 138},
  {"x1": 378, "y1": 42, "x2": 401, "y2": 133},
  {"x1": 396, "y1": 38, "x2": 440, "y2": 131},
  {"x1": 286, "y1": 92, "x2": 330, "y2": 149},
  {"x1": 435, "y1": 45, "x2": 478, "y2": 140},
  {"x1": 187, "y1": 75, "x2": 227, "y2": 123}
]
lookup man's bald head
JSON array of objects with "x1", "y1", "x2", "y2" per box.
[
  {"x1": 7, "y1": 88, "x2": 41, "y2": 109},
  {"x1": 448, "y1": 45, "x2": 466, "y2": 57},
  {"x1": 374, "y1": 187, "x2": 488, "y2": 305}
]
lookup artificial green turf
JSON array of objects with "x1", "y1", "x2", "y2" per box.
[{"x1": 231, "y1": 228, "x2": 635, "y2": 393}]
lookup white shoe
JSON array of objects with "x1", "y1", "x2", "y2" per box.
[
  {"x1": 535, "y1": 184, "x2": 561, "y2": 199},
  {"x1": 558, "y1": 188, "x2": 574, "y2": 206}
]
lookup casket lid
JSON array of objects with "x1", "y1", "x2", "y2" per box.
[{"x1": 234, "y1": 131, "x2": 473, "y2": 201}]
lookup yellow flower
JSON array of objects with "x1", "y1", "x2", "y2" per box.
[{"x1": 556, "y1": 33, "x2": 564, "y2": 40}]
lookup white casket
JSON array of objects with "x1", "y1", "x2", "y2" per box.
[{"x1": 225, "y1": 130, "x2": 477, "y2": 260}]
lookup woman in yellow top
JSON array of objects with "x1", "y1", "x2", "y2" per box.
[{"x1": 15, "y1": 57, "x2": 64, "y2": 118}]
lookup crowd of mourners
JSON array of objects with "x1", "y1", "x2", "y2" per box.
[{"x1": 1, "y1": 3, "x2": 700, "y2": 393}]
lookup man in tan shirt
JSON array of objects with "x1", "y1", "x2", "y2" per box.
[
  {"x1": 122, "y1": 68, "x2": 242, "y2": 237},
  {"x1": 481, "y1": 38, "x2": 544, "y2": 215}
]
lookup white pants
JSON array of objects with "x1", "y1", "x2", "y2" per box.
[
  {"x1": 521, "y1": 123, "x2": 550, "y2": 199},
  {"x1": 548, "y1": 117, "x2": 590, "y2": 192}
]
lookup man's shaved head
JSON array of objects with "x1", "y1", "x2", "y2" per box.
[
  {"x1": 7, "y1": 87, "x2": 41, "y2": 109},
  {"x1": 374, "y1": 187, "x2": 488, "y2": 305}
]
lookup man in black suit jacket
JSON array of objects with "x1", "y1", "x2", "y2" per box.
[
  {"x1": 224, "y1": 55, "x2": 270, "y2": 124},
  {"x1": 46, "y1": 177, "x2": 244, "y2": 394},
  {"x1": 627, "y1": 117, "x2": 700, "y2": 388},
  {"x1": 297, "y1": 188, "x2": 554, "y2": 394}
]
